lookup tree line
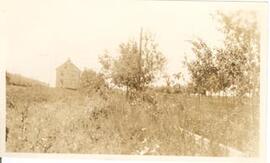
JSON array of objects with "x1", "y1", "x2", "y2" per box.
[{"x1": 80, "y1": 11, "x2": 260, "y2": 98}]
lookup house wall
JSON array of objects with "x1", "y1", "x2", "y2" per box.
[{"x1": 56, "y1": 64, "x2": 80, "y2": 89}]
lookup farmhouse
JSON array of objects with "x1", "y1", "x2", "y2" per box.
[{"x1": 56, "y1": 59, "x2": 81, "y2": 89}]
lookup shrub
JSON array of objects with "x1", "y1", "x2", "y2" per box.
[{"x1": 79, "y1": 69, "x2": 107, "y2": 95}]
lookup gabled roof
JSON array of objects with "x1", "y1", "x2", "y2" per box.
[{"x1": 56, "y1": 59, "x2": 81, "y2": 72}]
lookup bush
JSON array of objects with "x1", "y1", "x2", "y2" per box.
[{"x1": 79, "y1": 69, "x2": 107, "y2": 95}]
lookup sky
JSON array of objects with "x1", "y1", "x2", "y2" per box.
[{"x1": 1, "y1": 0, "x2": 266, "y2": 86}]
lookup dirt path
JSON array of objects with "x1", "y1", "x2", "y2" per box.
[{"x1": 178, "y1": 126, "x2": 248, "y2": 157}]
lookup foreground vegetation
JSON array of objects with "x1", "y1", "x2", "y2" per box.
[{"x1": 6, "y1": 85, "x2": 259, "y2": 156}]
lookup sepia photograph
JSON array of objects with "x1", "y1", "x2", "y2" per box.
[{"x1": 1, "y1": 0, "x2": 267, "y2": 159}]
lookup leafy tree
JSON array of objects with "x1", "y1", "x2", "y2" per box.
[
  {"x1": 185, "y1": 11, "x2": 260, "y2": 97},
  {"x1": 215, "y1": 11, "x2": 260, "y2": 96},
  {"x1": 99, "y1": 32, "x2": 166, "y2": 97},
  {"x1": 79, "y1": 69, "x2": 106, "y2": 95},
  {"x1": 184, "y1": 38, "x2": 219, "y2": 95},
  {"x1": 162, "y1": 73, "x2": 173, "y2": 93},
  {"x1": 173, "y1": 72, "x2": 184, "y2": 85}
]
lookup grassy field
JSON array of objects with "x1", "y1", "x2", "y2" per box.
[{"x1": 6, "y1": 85, "x2": 259, "y2": 156}]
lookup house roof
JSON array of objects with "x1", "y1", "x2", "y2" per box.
[{"x1": 56, "y1": 59, "x2": 81, "y2": 72}]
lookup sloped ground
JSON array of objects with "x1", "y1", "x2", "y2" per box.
[{"x1": 6, "y1": 85, "x2": 259, "y2": 156}]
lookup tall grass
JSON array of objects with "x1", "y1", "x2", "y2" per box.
[{"x1": 6, "y1": 85, "x2": 259, "y2": 156}]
